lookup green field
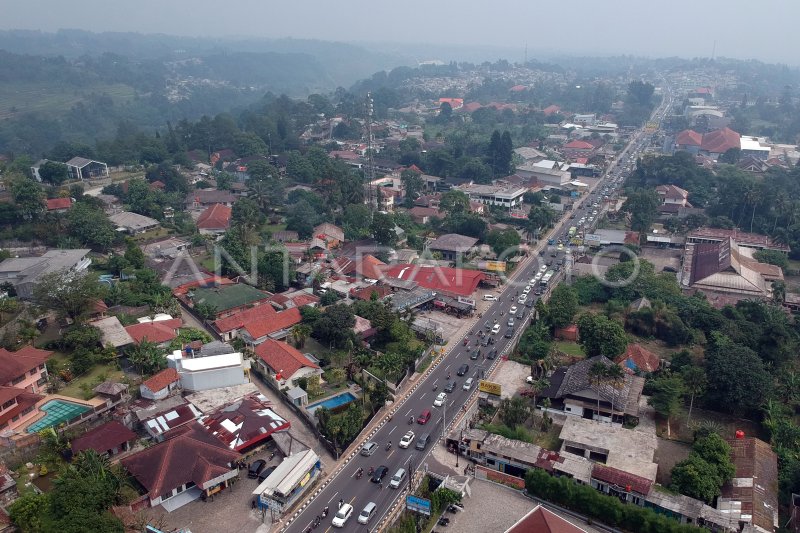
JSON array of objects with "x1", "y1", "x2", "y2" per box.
[{"x1": 0, "y1": 82, "x2": 137, "y2": 119}]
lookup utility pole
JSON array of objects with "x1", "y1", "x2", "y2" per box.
[{"x1": 366, "y1": 93, "x2": 375, "y2": 211}]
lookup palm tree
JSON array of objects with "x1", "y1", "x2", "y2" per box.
[
  {"x1": 772, "y1": 280, "x2": 787, "y2": 305},
  {"x1": 604, "y1": 364, "x2": 625, "y2": 423},
  {"x1": 588, "y1": 362, "x2": 609, "y2": 421},
  {"x1": 291, "y1": 324, "x2": 312, "y2": 349},
  {"x1": 682, "y1": 366, "x2": 707, "y2": 426}
]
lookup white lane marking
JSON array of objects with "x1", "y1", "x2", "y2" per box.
[
  {"x1": 327, "y1": 491, "x2": 339, "y2": 504},
  {"x1": 389, "y1": 426, "x2": 397, "y2": 435}
]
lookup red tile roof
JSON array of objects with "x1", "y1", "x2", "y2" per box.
[
  {"x1": 564, "y1": 140, "x2": 594, "y2": 150},
  {"x1": 700, "y1": 127, "x2": 741, "y2": 154},
  {"x1": 122, "y1": 423, "x2": 240, "y2": 500},
  {"x1": 722, "y1": 437, "x2": 778, "y2": 532},
  {"x1": 198, "y1": 393, "x2": 290, "y2": 451},
  {"x1": 382, "y1": 264, "x2": 485, "y2": 298},
  {"x1": 213, "y1": 305, "x2": 276, "y2": 334},
  {"x1": 676, "y1": 129, "x2": 703, "y2": 147},
  {"x1": 655, "y1": 184, "x2": 689, "y2": 200},
  {"x1": 592, "y1": 464, "x2": 653, "y2": 495},
  {"x1": 243, "y1": 307, "x2": 302, "y2": 339},
  {"x1": 616, "y1": 344, "x2": 660, "y2": 374},
  {"x1": 0, "y1": 346, "x2": 52, "y2": 385},
  {"x1": 149, "y1": 180, "x2": 166, "y2": 190},
  {"x1": 125, "y1": 319, "x2": 182, "y2": 344},
  {"x1": 0, "y1": 386, "x2": 25, "y2": 406},
  {"x1": 196, "y1": 203, "x2": 232, "y2": 230},
  {"x1": 506, "y1": 505, "x2": 587, "y2": 533},
  {"x1": 355, "y1": 255, "x2": 386, "y2": 280},
  {"x1": 0, "y1": 391, "x2": 43, "y2": 427},
  {"x1": 46, "y1": 197, "x2": 72, "y2": 211},
  {"x1": 351, "y1": 285, "x2": 392, "y2": 301},
  {"x1": 255, "y1": 339, "x2": 319, "y2": 380},
  {"x1": 71, "y1": 420, "x2": 137, "y2": 455},
  {"x1": 291, "y1": 293, "x2": 320, "y2": 307},
  {"x1": 141, "y1": 368, "x2": 179, "y2": 394},
  {"x1": 542, "y1": 105, "x2": 561, "y2": 116}
]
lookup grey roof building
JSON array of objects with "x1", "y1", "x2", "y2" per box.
[
  {"x1": 0, "y1": 249, "x2": 91, "y2": 299},
  {"x1": 109, "y1": 211, "x2": 160, "y2": 234},
  {"x1": 428, "y1": 233, "x2": 479, "y2": 261}
]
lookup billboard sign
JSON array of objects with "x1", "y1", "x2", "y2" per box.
[
  {"x1": 477, "y1": 260, "x2": 507, "y2": 272},
  {"x1": 457, "y1": 296, "x2": 476, "y2": 308},
  {"x1": 406, "y1": 495, "x2": 432, "y2": 516},
  {"x1": 479, "y1": 380, "x2": 502, "y2": 396}
]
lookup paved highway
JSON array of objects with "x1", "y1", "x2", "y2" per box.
[{"x1": 283, "y1": 91, "x2": 672, "y2": 533}]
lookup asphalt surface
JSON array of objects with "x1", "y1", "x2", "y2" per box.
[{"x1": 283, "y1": 94, "x2": 673, "y2": 533}]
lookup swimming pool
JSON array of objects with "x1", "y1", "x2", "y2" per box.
[
  {"x1": 27, "y1": 399, "x2": 92, "y2": 433},
  {"x1": 306, "y1": 392, "x2": 357, "y2": 414}
]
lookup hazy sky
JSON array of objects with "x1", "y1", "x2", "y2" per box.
[{"x1": 2, "y1": 0, "x2": 797, "y2": 65}]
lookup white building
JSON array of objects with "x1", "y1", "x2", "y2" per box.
[
  {"x1": 455, "y1": 183, "x2": 527, "y2": 208},
  {"x1": 166, "y1": 348, "x2": 248, "y2": 392}
]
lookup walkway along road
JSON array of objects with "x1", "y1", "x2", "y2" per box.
[{"x1": 280, "y1": 97, "x2": 671, "y2": 533}]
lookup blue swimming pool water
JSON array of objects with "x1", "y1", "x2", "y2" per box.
[
  {"x1": 306, "y1": 392, "x2": 357, "y2": 414},
  {"x1": 27, "y1": 399, "x2": 92, "y2": 433}
]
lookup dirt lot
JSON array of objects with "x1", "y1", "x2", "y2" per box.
[
  {"x1": 641, "y1": 246, "x2": 682, "y2": 272},
  {"x1": 490, "y1": 359, "x2": 530, "y2": 399},
  {"x1": 654, "y1": 438, "x2": 691, "y2": 486},
  {"x1": 413, "y1": 309, "x2": 470, "y2": 343}
]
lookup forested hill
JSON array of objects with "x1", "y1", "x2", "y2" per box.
[{"x1": 0, "y1": 30, "x2": 407, "y2": 156}]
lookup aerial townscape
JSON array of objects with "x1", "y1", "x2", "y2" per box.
[{"x1": 1, "y1": 2, "x2": 800, "y2": 533}]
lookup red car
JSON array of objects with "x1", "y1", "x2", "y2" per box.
[{"x1": 417, "y1": 409, "x2": 431, "y2": 425}]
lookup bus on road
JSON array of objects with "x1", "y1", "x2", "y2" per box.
[{"x1": 540, "y1": 270, "x2": 555, "y2": 286}]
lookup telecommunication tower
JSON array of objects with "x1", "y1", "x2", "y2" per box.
[{"x1": 366, "y1": 92, "x2": 375, "y2": 210}]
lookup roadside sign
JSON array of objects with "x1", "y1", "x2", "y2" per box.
[
  {"x1": 479, "y1": 380, "x2": 501, "y2": 396},
  {"x1": 457, "y1": 296, "x2": 476, "y2": 308},
  {"x1": 406, "y1": 495, "x2": 432, "y2": 516},
  {"x1": 477, "y1": 260, "x2": 507, "y2": 272}
]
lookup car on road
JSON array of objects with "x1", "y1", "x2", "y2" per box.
[
  {"x1": 470, "y1": 349, "x2": 479, "y2": 360},
  {"x1": 507, "y1": 317, "x2": 514, "y2": 327},
  {"x1": 482, "y1": 294, "x2": 498, "y2": 301},
  {"x1": 505, "y1": 327, "x2": 514, "y2": 338},
  {"x1": 522, "y1": 285, "x2": 531, "y2": 294},
  {"x1": 360, "y1": 441, "x2": 378, "y2": 456},
  {"x1": 248, "y1": 459, "x2": 267, "y2": 478},
  {"x1": 509, "y1": 305, "x2": 517, "y2": 314},
  {"x1": 487, "y1": 348, "x2": 497, "y2": 360},
  {"x1": 358, "y1": 502, "x2": 377, "y2": 525},
  {"x1": 491, "y1": 324, "x2": 501, "y2": 335},
  {"x1": 518, "y1": 296, "x2": 527, "y2": 304},
  {"x1": 588, "y1": 216, "x2": 595, "y2": 222},
  {"x1": 445, "y1": 381, "x2": 456, "y2": 393},
  {"x1": 332, "y1": 503, "x2": 354, "y2": 527},
  {"x1": 516, "y1": 310, "x2": 524, "y2": 319},
  {"x1": 480, "y1": 337, "x2": 490, "y2": 347},
  {"x1": 371, "y1": 465, "x2": 388, "y2": 483},
  {"x1": 463, "y1": 378, "x2": 474, "y2": 390},
  {"x1": 417, "y1": 409, "x2": 431, "y2": 425},
  {"x1": 457, "y1": 364, "x2": 469, "y2": 376},
  {"x1": 415, "y1": 433, "x2": 431, "y2": 451},
  {"x1": 434, "y1": 392, "x2": 446, "y2": 407},
  {"x1": 257, "y1": 465, "x2": 276, "y2": 482},
  {"x1": 399, "y1": 431, "x2": 415, "y2": 449},
  {"x1": 539, "y1": 265, "x2": 548, "y2": 273}
]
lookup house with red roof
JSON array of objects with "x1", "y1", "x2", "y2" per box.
[
  {"x1": 0, "y1": 386, "x2": 43, "y2": 433},
  {"x1": 0, "y1": 346, "x2": 52, "y2": 394},
  {"x1": 122, "y1": 423, "x2": 240, "y2": 510},
  {"x1": 197, "y1": 393, "x2": 290, "y2": 452},
  {"x1": 140, "y1": 368, "x2": 180, "y2": 401},
  {"x1": 616, "y1": 344, "x2": 660, "y2": 375},
  {"x1": 438, "y1": 97, "x2": 464, "y2": 110},
  {"x1": 45, "y1": 197, "x2": 72, "y2": 213},
  {"x1": 355, "y1": 255, "x2": 386, "y2": 280},
  {"x1": 125, "y1": 318, "x2": 182, "y2": 346},
  {"x1": 564, "y1": 139, "x2": 594, "y2": 151},
  {"x1": 254, "y1": 339, "x2": 321, "y2": 388},
  {"x1": 196, "y1": 203, "x2": 232, "y2": 236},
  {"x1": 655, "y1": 184, "x2": 691, "y2": 210},
  {"x1": 675, "y1": 129, "x2": 703, "y2": 151},
  {"x1": 408, "y1": 206, "x2": 444, "y2": 224},
  {"x1": 212, "y1": 305, "x2": 302, "y2": 344},
  {"x1": 382, "y1": 264, "x2": 485, "y2": 298},
  {"x1": 675, "y1": 127, "x2": 741, "y2": 159},
  {"x1": 71, "y1": 420, "x2": 137, "y2": 458},
  {"x1": 542, "y1": 105, "x2": 561, "y2": 116},
  {"x1": 505, "y1": 505, "x2": 588, "y2": 533}
]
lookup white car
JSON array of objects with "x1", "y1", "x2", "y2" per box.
[
  {"x1": 510, "y1": 305, "x2": 518, "y2": 314},
  {"x1": 433, "y1": 392, "x2": 447, "y2": 407},
  {"x1": 534, "y1": 273, "x2": 542, "y2": 282},
  {"x1": 332, "y1": 503, "x2": 354, "y2": 528},
  {"x1": 588, "y1": 216, "x2": 595, "y2": 222},
  {"x1": 522, "y1": 286, "x2": 531, "y2": 294},
  {"x1": 518, "y1": 296, "x2": 527, "y2": 305},
  {"x1": 491, "y1": 324, "x2": 501, "y2": 335},
  {"x1": 399, "y1": 430, "x2": 415, "y2": 449},
  {"x1": 539, "y1": 265, "x2": 548, "y2": 273}
]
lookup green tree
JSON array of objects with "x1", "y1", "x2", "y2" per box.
[
  {"x1": 670, "y1": 453, "x2": 726, "y2": 504},
  {"x1": 12, "y1": 177, "x2": 45, "y2": 220},
  {"x1": 38, "y1": 161, "x2": 69, "y2": 185},
  {"x1": 439, "y1": 190, "x2": 470, "y2": 217},
  {"x1": 705, "y1": 334, "x2": 772, "y2": 413},
  {"x1": 313, "y1": 304, "x2": 356, "y2": 349},
  {"x1": 547, "y1": 285, "x2": 579, "y2": 329},
  {"x1": 33, "y1": 271, "x2": 104, "y2": 323},
  {"x1": 648, "y1": 375, "x2": 685, "y2": 438},
  {"x1": 127, "y1": 339, "x2": 167, "y2": 375},
  {"x1": 400, "y1": 169, "x2": 424, "y2": 207},
  {"x1": 577, "y1": 313, "x2": 627, "y2": 358},
  {"x1": 499, "y1": 396, "x2": 531, "y2": 428},
  {"x1": 681, "y1": 366, "x2": 707, "y2": 426},
  {"x1": 231, "y1": 197, "x2": 264, "y2": 229},
  {"x1": 66, "y1": 203, "x2": 118, "y2": 251},
  {"x1": 622, "y1": 188, "x2": 660, "y2": 233},
  {"x1": 370, "y1": 211, "x2": 395, "y2": 246},
  {"x1": 123, "y1": 239, "x2": 145, "y2": 270},
  {"x1": 485, "y1": 228, "x2": 521, "y2": 258},
  {"x1": 8, "y1": 492, "x2": 48, "y2": 532}
]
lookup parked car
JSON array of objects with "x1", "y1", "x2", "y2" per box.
[
  {"x1": 248, "y1": 459, "x2": 267, "y2": 478},
  {"x1": 257, "y1": 465, "x2": 276, "y2": 482},
  {"x1": 482, "y1": 294, "x2": 498, "y2": 301},
  {"x1": 360, "y1": 441, "x2": 378, "y2": 456},
  {"x1": 399, "y1": 431, "x2": 415, "y2": 449}
]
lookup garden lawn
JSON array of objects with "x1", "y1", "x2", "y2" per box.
[
  {"x1": 58, "y1": 363, "x2": 126, "y2": 400},
  {"x1": 553, "y1": 341, "x2": 585, "y2": 357}
]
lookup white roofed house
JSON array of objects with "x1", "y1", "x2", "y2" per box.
[
  {"x1": 0, "y1": 249, "x2": 91, "y2": 299},
  {"x1": 109, "y1": 211, "x2": 160, "y2": 234}
]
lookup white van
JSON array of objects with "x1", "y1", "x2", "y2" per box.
[
  {"x1": 389, "y1": 468, "x2": 407, "y2": 489},
  {"x1": 358, "y1": 502, "x2": 377, "y2": 524},
  {"x1": 463, "y1": 377, "x2": 474, "y2": 390},
  {"x1": 483, "y1": 294, "x2": 498, "y2": 301}
]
